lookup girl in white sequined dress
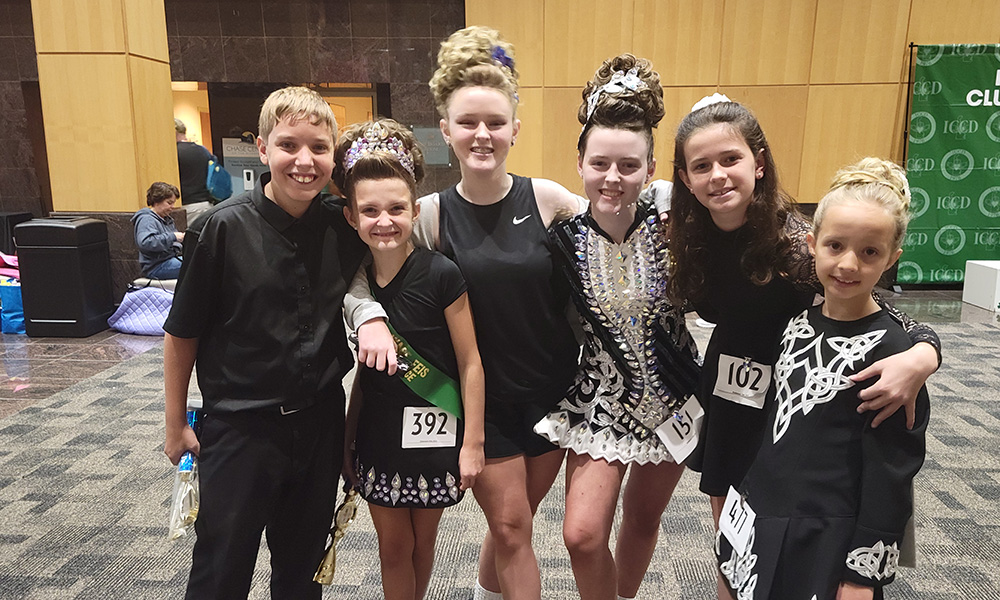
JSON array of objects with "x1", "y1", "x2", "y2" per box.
[{"x1": 533, "y1": 54, "x2": 702, "y2": 600}]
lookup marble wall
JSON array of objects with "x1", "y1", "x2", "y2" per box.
[
  {"x1": 165, "y1": 0, "x2": 465, "y2": 196},
  {"x1": 0, "y1": 2, "x2": 41, "y2": 218},
  {"x1": 4, "y1": 0, "x2": 467, "y2": 303}
]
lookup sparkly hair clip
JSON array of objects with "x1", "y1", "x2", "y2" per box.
[
  {"x1": 344, "y1": 122, "x2": 415, "y2": 179},
  {"x1": 586, "y1": 67, "x2": 648, "y2": 121},
  {"x1": 690, "y1": 93, "x2": 732, "y2": 113},
  {"x1": 491, "y1": 45, "x2": 515, "y2": 72}
]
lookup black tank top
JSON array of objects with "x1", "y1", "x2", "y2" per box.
[{"x1": 439, "y1": 175, "x2": 578, "y2": 404}]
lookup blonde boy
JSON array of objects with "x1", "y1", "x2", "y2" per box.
[{"x1": 163, "y1": 87, "x2": 385, "y2": 599}]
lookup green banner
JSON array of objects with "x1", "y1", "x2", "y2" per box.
[{"x1": 902, "y1": 44, "x2": 1000, "y2": 284}]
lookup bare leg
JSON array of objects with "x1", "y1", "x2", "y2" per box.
[
  {"x1": 411, "y1": 509, "x2": 445, "y2": 600},
  {"x1": 370, "y1": 505, "x2": 417, "y2": 600},
  {"x1": 476, "y1": 449, "x2": 565, "y2": 596},
  {"x1": 614, "y1": 461, "x2": 685, "y2": 598},
  {"x1": 563, "y1": 452, "x2": 627, "y2": 600},
  {"x1": 473, "y1": 455, "x2": 541, "y2": 600},
  {"x1": 710, "y1": 495, "x2": 735, "y2": 600}
]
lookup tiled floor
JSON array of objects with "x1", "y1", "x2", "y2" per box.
[
  {"x1": 0, "y1": 289, "x2": 992, "y2": 421},
  {"x1": 0, "y1": 330, "x2": 160, "y2": 419}
]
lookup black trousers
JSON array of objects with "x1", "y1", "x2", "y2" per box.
[{"x1": 185, "y1": 398, "x2": 344, "y2": 600}]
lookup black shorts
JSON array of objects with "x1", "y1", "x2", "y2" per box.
[{"x1": 483, "y1": 397, "x2": 560, "y2": 459}]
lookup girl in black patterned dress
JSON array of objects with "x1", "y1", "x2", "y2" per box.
[
  {"x1": 336, "y1": 119, "x2": 485, "y2": 600},
  {"x1": 715, "y1": 158, "x2": 929, "y2": 600}
]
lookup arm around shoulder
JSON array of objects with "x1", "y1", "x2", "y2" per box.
[{"x1": 532, "y1": 178, "x2": 587, "y2": 227}]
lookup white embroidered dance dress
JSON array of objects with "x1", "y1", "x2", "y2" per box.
[{"x1": 534, "y1": 202, "x2": 701, "y2": 465}]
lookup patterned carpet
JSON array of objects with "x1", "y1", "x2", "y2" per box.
[{"x1": 0, "y1": 320, "x2": 998, "y2": 599}]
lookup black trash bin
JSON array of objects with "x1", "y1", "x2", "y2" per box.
[{"x1": 14, "y1": 217, "x2": 114, "y2": 337}]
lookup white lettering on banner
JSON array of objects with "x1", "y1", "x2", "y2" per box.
[
  {"x1": 968, "y1": 89, "x2": 1000, "y2": 107},
  {"x1": 930, "y1": 268, "x2": 963, "y2": 283},
  {"x1": 937, "y1": 195, "x2": 972, "y2": 213},
  {"x1": 903, "y1": 232, "x2": 929, "y2": 248},
  {"x1": 944, "y1": 119, "x2": 979, "y2": 136},
  {"x1": 905, "y1": 157, "x2": 935, "y2": 172},
  {"x1": 996, "y1": 69, "x2": 1000, "y2": 87}
]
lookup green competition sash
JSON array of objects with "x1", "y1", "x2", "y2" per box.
[{"x1": 388, "y1": 323, "x2": 463, "y2": 419}]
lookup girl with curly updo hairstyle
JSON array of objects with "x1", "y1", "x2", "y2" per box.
[
  {"x1": 532, "y1": 53, "x2": 703, "y2": 600},
  {"x1": 668, "y1": 99, "x2": 940, "y2": 600},
  {"x1": 339, "y1": 118, "x2": 486, "y2": 600},
  {"x1": 429, "y1": 26, "x2": 518, "y2": 118}
]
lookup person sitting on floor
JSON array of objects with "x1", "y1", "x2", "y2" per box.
[{"x1": 132, "y1": 181, "x2": 184, "y2": 280}]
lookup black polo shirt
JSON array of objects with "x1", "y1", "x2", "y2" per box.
[{"x1": 164, "y1": 173, "x2": 369, "y2": 413}]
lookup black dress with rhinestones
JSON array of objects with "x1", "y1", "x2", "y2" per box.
[
  {"x1": 354, "y1": 248, "x2": 468, "y2": 509},
  {"x1": 534, "y1": 202, "x2": 702, "y2": 465},
  {"x1": 715, "y1": 306, "x2": 928, "y2": 599}
]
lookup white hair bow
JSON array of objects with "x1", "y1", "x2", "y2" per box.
[
  {"x1": 690, "y1": 93, "x2": 732, "y2": 113},
  {"x1": 586, "y1": 67, "x2": 648, "y2": 121}
]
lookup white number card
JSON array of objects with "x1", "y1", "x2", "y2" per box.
[
  {"x1": 719, "y1": 486, "x2": 756, "y2": 557},
  {"x1": 402, "y1": 406, "x2": 458, "y2": 449},
  {"x1": 654, "y1": 395, "x2": 704, "y2": 463},
  {"x1": 714, "y1": 354, "x2": 771, "y2": 409}
]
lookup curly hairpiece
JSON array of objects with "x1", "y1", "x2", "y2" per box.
[{"x1": 429, "y1": 26, "x2": 519, "y2": 117}]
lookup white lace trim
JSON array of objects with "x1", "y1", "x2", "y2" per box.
[{"x1": 534, "y1": 410, "x2": 674, "y2": 466}]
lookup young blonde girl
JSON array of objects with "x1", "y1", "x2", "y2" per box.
[
  {"x1": 715, "y1": 158, "x2": 929, "y2": 600},
  {"x1": 668, "y1": 99, "x2": 940, "y2": 599},
  {"x1": 336, "y1": 119, "x2": 485, "y2": 600}
]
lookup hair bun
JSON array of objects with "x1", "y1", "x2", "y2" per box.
[
  {"x1": 829, "y1": 157, "x2": 910, "y2": 210},
  {"x1": 578, "y1": 54, "x2": 663, "y2": 128},
  {"x1": 430, "y1": 26, "x2": 519, "y2": 117}
]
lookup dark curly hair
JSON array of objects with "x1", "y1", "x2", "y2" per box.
[
  {"x1": 577, "y1": 53, "x2": 663, "y2": 162},
  {"x1": 667, "y1": 101, "x2": 799, "y2": 304},
  {"x1": 146, "y1": 181, "x2": 179, "y2": 206}
]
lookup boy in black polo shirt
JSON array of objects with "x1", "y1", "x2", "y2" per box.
[{"x1": 163, "y1": 86, "x2": 390, "y2": 599}]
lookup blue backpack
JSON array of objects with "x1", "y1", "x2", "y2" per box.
[{"x1": 206, "y1": 157, "x2": 233, "y2": 203}]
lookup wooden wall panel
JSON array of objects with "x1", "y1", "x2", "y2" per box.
[
  {"x1": 38, "y1": 54, "x2": 139, "y2": 212},
  {"x1": 907, "y1": 0, "x2": 1000, "y2": 44},
  {"x1": 124, "y1": 0, "x2": 169, "y2": 62},
  {"x1": 655, "y1": 86, "x2": 720, "y2": 178},
  {"x1": 465, "y1": 0, "x2": 545, "y2": 87},
  {"x1": 798, "y1": 84, "x2": 902, "y2": 204},
  {"x1": 719, "y1": 0, "x2": 818, "y2": 85},
  {"x1": 810, "y1": 0, "x2": 910, "y2": 84},
  {"x1": 719, "y1": 86, "x2": 809, "y2": 199},
  {"x1": 541, "y1": 87, "x2": 585, "y2": 194},
  {"x1": 505, "y1": 87, "x2": 545, "y2": 180},
  {"x1": 32, "y1": 0, "x2": 126, "y2": 54},
  {"x1": 543, "y1": 0, "x2": 634, "y2": 87},
  {"x1": 130, "y1": 56, "x2": 180, "y2": 204},
  {"x1": 632, "y1": 0, "x2": 725, "y2": 86}
]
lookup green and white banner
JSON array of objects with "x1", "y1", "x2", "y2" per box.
[{"x1": 902, "y1": 44, "x2": 1000, "y2": 284}]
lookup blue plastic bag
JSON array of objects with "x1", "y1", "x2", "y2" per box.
[{"x1": 0, "y1": 277, "x2": 26, "y2": 334}]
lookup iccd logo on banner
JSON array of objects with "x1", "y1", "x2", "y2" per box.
[
  {"x1": 943, "y1": 118, "x2": 979, "y2": 139},
  {"x1": 937, "y1": 194, "x2": 971, "y2": 215},
  {"x1": 941, "y1": 149, "x2": 974, "y2": 181},
  {"x1": 906, "y1": 157, "x2": 935, "y2": 173},
  {"x1": 895, "y1": 261, "x2": 923, "y2": 283},
  {"x1": 902, "y1": 231, "x2": 928, "y2": 249},
  {"x1": 909, "y1": 187, "x2": 930, "y2": 219},
  {"x1": 934, "y1": 224, "x2": 967, "y2": 256},
  {"x1": 916, "y1": 45, "x2": 943, "y2": 67},
  {"x1": 986, "y1": 112, "x2": 1000, "y2": 143},
  {"x1": 912, "y1": 79, "x2": 942, "y2": 98},
  {"x1": 980, "y1": 186, "x2": 1000, "y2": 217},
  {"x1": 908, "y1": 112, "x2": 936, "y2": 144},
  {"x1": 973, "y1": 230, "x2": 1000, "y2": 251}
]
